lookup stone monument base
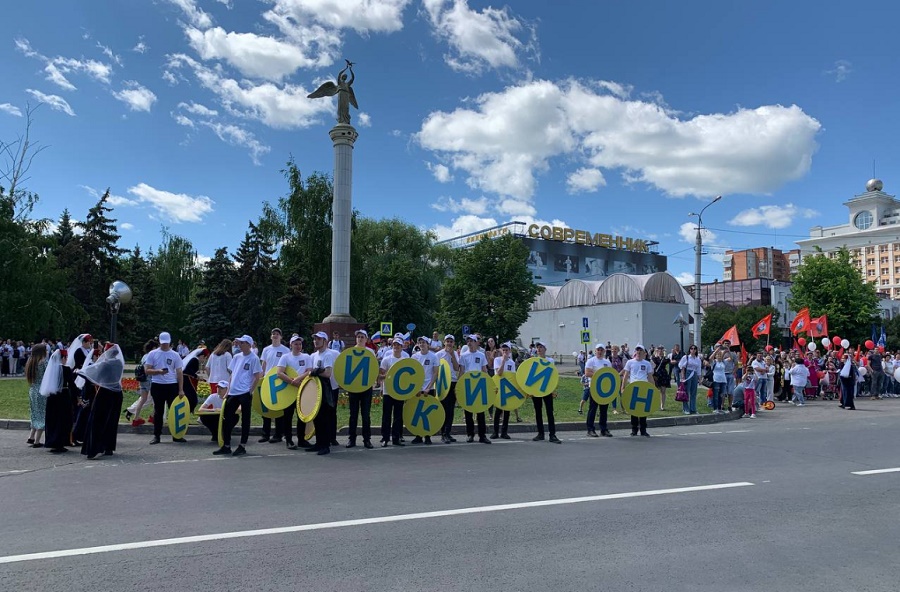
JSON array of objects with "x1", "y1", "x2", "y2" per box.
[{"x1": 315, "y1": 315, "x2": 367, "y2": 345}]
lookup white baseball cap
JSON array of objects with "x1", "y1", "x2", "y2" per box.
[
  {"x1": 393, "y1": 333, "x2": 405, "y2": 340},
  {"x1": 355, "y1": 329, "x2": 369, "y2": 338},
  {"x1": 235, "y1": 334, "x2": 254, "y2": 344},
  {"x1": 289, "y1": 335, "x2": 303, "y2": 345},
  {"x1": 217, "y1": 380, "x2": 230, "y2": 389},
  {"x1": 159, "y1": 332, "x2": 172, "y2": 344},
  {"x1": 444, "y1": 334, "x2": 455, "y2": 341},
  {"x1": 634, "y1": 343, "x2": 645, "y2": 351},
  {"x1": 466, "y1": 334, "x2": 478, "y2": 341},
  {"x1": 595, "y1": 343, "x2": 606, "y2": 350},
  {"x1": 534, "y1": 340, "x2": 547, "y2": 348},
  {"x1": 313, "y1": 331, "x2": 328, "y2": 340}
]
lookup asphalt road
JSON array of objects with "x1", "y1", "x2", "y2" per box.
[{"x1": 2, "y1": 399, "x2": 899, "y2": 592}]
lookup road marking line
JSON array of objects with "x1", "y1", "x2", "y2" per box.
[
  {"x1": 852, "y1": 467, "x2": 900, "y2": 476},
  {"x1": 0, "y1": 481, "x2": 753, "y2": 564},
  {"x1": 725, "y1": 430, "x2": 750, "y2": 433}
]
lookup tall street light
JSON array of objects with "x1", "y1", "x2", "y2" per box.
[
  {"x1": 673, "y1": 311, "x2": 688, "y2": 353},
  {"x1": 688, "y1": 195, "x2": 722, "y2": 350}
]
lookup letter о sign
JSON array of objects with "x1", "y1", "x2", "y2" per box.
[
  {"x1": 590, "y1": 367, "x2": 621, "y2": 405},
  {"x1": 458, "y1": 371, "x2": 496, "y2": 413},
  {"x1": 516, "y1": 358, "x2": 558, "y2": 397},
  {"x1": 620, "y1": 380, "x2": 661, "y2": 418},
  {"x1": 167, "y1": 394, "x2": 190, "y2": 439},
  {"x1": 334, "y1": 347, "x2": 378, "y2": 393},
  {"x1": 402, "y1": 395, "x2": 445, "y2": 436},
  {"x1": 260, "y1": 366, "x2": 299, "y2": 411},
  {"x1": 384, "y1": 358, "x2": 424, "y2": 401}
]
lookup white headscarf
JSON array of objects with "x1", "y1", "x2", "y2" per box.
[
  {"x1": 78, "y1": 345, "x2": 125, "y2": 392},
  {"x1": 181, "y1": 347, "x2": 207, "y2": 375},
  {"x1": 66, "y1": 334, "x2": 86, "y2": 369},
  {"x1": 39, "y1": 350, "x2": 64, "y2": 397}
]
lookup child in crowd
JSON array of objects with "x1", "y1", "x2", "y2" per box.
[{"x1": 741, "y1": 365, "x2": 757, "y2": 418}]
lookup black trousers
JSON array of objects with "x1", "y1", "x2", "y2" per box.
[
  {"x1": 586, "y1": 400, "x2": 608, "y2": 433},
  {"x1": 73, "y1": 385, "x2": 94, "y2": 443},
  {"x1": 441, "y1": 382, "x2": 457, "y2": 437},
  {"x1": 313, "y1": 392, "x2": 336, "y2": 449},
  {"x1": 492, "y1": 408, "x2": 510, "y2": 436},
  {"x1": 464, "y1": 410, "x2": 486, "y2": 438},
  {"x1": 381, "y1": 394, "x2": 403, "y2": 443},
  {"x1": 150, "y1": 382, "x2": 179, "y2": 438},
  {"x1": 348, "y1": 388, "x2": 373, "y2": 442},
  {"x1": 532, "y1": 395, "x2": 556, "y2": 437},
  {"x1": 276, "y1": 406, "x2": 296, "y2": 443},
  {"x1": 630, "y1": 415, "x2": 648, "y2": 435},
  {"x1": 222, "y1": 394, "x2": 252, "y2": 446}
]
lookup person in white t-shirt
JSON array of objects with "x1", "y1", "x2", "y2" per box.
[
  {"x1": 460, "y1": 334, "x2": 491, "y2": 444},
  {"x1": 585, "y1": 343, "x2": 613, "y2": 437},
  {"x1": 344, "y1": 330, "x2": 375, "y2": 449},
  {"x1": 410, "y1": 336, "x2": 439, "y2": 445},
  {"x1": 260, "y1": 328, "x2": 290, "y2": 444},
  {"x1": 276, "y1": 334, "x2": 312, "y2": 449},
  {"x1": 328, "y1": 331, "x2": 345, "y2": 352},
  {"x1": 145, "y1": 332, "x2": 185, "y2": 445},
  {"x1": 206, "y1": 339, "x2": 233, "y2": 394},
  {"x1": 530, "y1": 341, "x2": 560, "y2": 444},
  {"x1": 198, "y1": 380, "x2": 231, "y2": 441},
  {"x1": 435, "y1": 334, "x2": 461, "y2": 443},
  {"x1": 751, "y1": 352, "x2": 769, "y2": 408},
  {"x1": 789, "y1": 358, "x2": 810, "y2": 406},
  {"x1": 378, "y1": 334, "x2": 410, "y2": 447},
  {"x1": 214, "y1": 335, "x2": 263, "y2": 456},
  {"x1": 307, "y1": 331, "x2": 339, "y2": 455},
  {"x1": 491, "y1": 342, "x2": 516, "y2": 440},
  {"x1": 429, "y1": 330, "x2": 443, "y2": 353},
  {"x1": 621, "y1": 344, "x2": 655, "y2": 437}
]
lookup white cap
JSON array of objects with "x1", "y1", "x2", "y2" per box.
[
  {"x1": 466, "y1": 334, "x2": 478, "y2": 341},
  {"x1": 217, "y1": 380, "x2": 230, "y2": 389},
  {"x1": 313, "y1": 331, "x2": 328, "y2": 340},
  {"x1": 235, "y1": 334, "x2": 253, "y2": 344},
  {"x1": 444, "y1": 334, "x2": 455, "y2": 341},
  {"x1": 393, "y1": 333, "x2": 405, "y2": 340},
  {"x1": 417, "y1": 335, "x2": 429, "y2": 342},
  {"x1": 289, "y1": 335, "x2": 303, "y2": 345},
  {"x1": 501, "y1": 341, "x2": 512, "y2": 348},
  {"x1": 159, "y1": 332, "x2": 172, "y2": 344},
  {"x1": 534, "y1": 340, "x2": 547, "y2": 348},
  {"x1": 634, "y1": 343, "x2": 645, "y2": 350},
  {"x1": 355, "y1": 329, "x2": 368, "y2": 338},
  {"x1": 595, "y1": 343, "x2": 606, "y2": 350}
]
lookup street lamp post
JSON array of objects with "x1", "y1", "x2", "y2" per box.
[
  {"x1": 106, "y1": 280, "x2": 132, "y2": 345},
  {"x1": 673, "y1": 312, "x2": 688, "y2": 353},
  {"x1": 689, "y1": 195, "x2": 722, "y2": 351}
]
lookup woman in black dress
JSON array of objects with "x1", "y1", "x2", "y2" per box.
[
  {"x1": 78, "y1": 344, "x2": 125, "y2": 460},
  {"x1": 41, "y1": 349, "x2": 79, "y2": 453},
  {"x1": 652, "y1": 346, "x2": 671, "y2": 411}
]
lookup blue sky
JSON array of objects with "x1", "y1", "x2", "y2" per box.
[{"x1": 2, "y1": 0, "x2": 899, "y2": 284}]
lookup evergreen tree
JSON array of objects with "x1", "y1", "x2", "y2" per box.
[
  {"x1": 187, "y1": 247, "x2": 237, "y2": 344},
  {"x1": 232, "y1": 221, "x2": 280, "y2": 339},
  {"x1": 119, "y1": 246, "x2": 160, "y2": 359}
]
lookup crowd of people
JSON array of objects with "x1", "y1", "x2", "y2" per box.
[{"x1": 18, "y1": 328, "x2": 893, "y2": 460}]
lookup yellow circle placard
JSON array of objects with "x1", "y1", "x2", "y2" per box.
[
  {"x1": 296, "y1": 376, "x2": 323, "y2": 423},
  {"x1": 493, "y1": 373, "x2": 527, "y2": 411},
  {"x1": 590, "y1": 367, "x2": 622, "y2": 405},
  {"x1": 458, "y1": 371, "x2": 496, "y2": 414},
  {"x1": 516, "y1": 357, "x2": 559, "y2": 398},
  {"x1": 260, "y1": 366, "x2": 299, "y2": 411},
  {"x1": 384, "y1": 358, "x2": 425, "y2": 401},
  {"x1": 304, "y1": 421, "x2": 315, "y2": 441},
  {"x1": 167, "y1": 394, "x2": 191, "y2": 439},
  {"x1": 334, "y1": 347, "x2": 378, "y2": 393},
  {"x1": 435, "y1": 358, "x2": 452, "y2": 400},
  {"x1": 620, "y1": 380, "x2": 661, "y2": 418},
  {"x1": 402, "y1": 396, "x2": 446, "y2": 436},
  {"x1": 252, "y1": 385, "x2": 281, "y2": 419}
]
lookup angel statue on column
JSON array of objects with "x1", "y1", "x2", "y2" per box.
[{"x1": 308, "y1": 60, "x2": 358, "y2": 125}]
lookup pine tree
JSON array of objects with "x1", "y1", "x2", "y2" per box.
[
  {"x1": 187, "y1": 247, "x2": 236, "y2": 344},
  {"x1": 232, "y1": 221, "x2": 279, "y2": 339}
]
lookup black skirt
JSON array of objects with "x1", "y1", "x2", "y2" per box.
[
  {"x1": 81, "y1": 388, "x2": 123, "y2": 457},
  {"x1": 45, "y1": 390, "x2": 75, "y2": 449}
]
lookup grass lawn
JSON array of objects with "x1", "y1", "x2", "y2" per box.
[{"x1": 0, "y1": 377, "x2": 715, "y2": 427}]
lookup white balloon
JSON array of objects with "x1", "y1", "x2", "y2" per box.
[
  {"x1": 822, "y1": 373, "x2": 830, "y2": 385},
  {"x1": 808, "y1": 342, "x2": 817, "y2": 351},
  {"x1": 858, "y1": 366, "x2": 868, "y2": 377},
  {"x1": 821, "y1": 337, "x2": 830, "y2": 347},
  {"x1": 894, "y1": 367, "x2": 900, "y2": 382},
  {"x1": 841, "y1": 339, "x2": 850, "y2": 349}
]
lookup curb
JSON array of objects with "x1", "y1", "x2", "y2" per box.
[{"x1": 0, "y1": 410, "x2": 741, "y2": 436}]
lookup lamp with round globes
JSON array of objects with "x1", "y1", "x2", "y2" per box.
[{"x1": 106, "y1": 280, "x2": 132, "y2": 344}]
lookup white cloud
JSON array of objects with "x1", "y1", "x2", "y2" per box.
[
  {"x1": 185, "y1": 26, "x2": 320, "y2": 80},
  {"x1": 167, "y1": 53, "x2": 331, "y2": 128},
  {"x1": 133, "y1": 37, "x2": 149, "y2": 54},
  {"x1": 426, "y1": 162, "x2": 453, "y2": 183},
  {"x1": 173, "y1": 113, "x2": 195, "y2": 127},
  {"x1": 728, "y1": 204, "x2": 819, "y2": 229},
  {"x1": 357, "y1": 112, "x2": 372, "y2": 127},
  {"x1": 0, "y1": 104, "x2": 22, "y2": 117},
  {"x1": 127, "y1": 183, "x2": 215, "y2": 223},
  {"x1": 113, "y1": 81, "x2": 157, "y2": 112},
  {"x1": 96, "y1": 42, "x2": 123, "y2": 66},
  {"x1": 417, "y1": 79, "x2": 821, "y2": 215},
  {"x1": 431, "y1": 196, "x2": 489, "y2": 215},
  {"x1": 432, "y1": 214, "x2": 498, "y2": 240},
  {"x1": 162, "y1": 70, "x2": 179, "y2": 85},
  {"x1": 80, "y1": 185, "x2": 134, "y2": 206},
  {"x1": 496, "y1": 199, "x2": 535, "y2": 217},
  {"x1": 826, "y1": 59, "x2": 852, "y2": 82},
  {"x1": 672, "y1": 271, "x2": 695, "y2": 286},
  {"x1": 678, "y1": 222, "x2": 716, "y2": 244},
  {"x1": 16, "y1": 38, "x2": 113, "y2": 90},
  {"x1": 566, "y1": 167, "x2": 606, "y2": 193},
  {"x1": 195, "y1": 253, "x2": 212, "y2": 266},
  {"x1": 422, "y1": 0, "x2": 538, "y2": 74},
  {"x1": 166, "y1": 0, "x2": 213, "y2": 29},
  {"x1": 120, "y1": 222, "x2": 135, "y2": 230},
  {"x1": 198, "y1": 121, "x2": 271, "y2": 165},
  {"x1": 178, "y1": 101, "x2": 218, "y2": 117},
  {"x1": 25, "y1": 90, "x2": 75, "y2": 116}
]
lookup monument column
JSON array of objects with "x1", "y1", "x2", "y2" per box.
[{"x1": 323, "y1": 123, "x2": 358, "y2": 324}]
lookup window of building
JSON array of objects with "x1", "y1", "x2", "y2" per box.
[
  {"x1": 868, "y1": 270, "x2": 876, "y2": 276},
  {"x1": 866, "y1": 246, "x2": 875, "y2": 254},
  {"x1": 881, "y1": 257, "x2": 889, "y2": 264},
  {"x1": 867, "y1": 258, "x2": 875, "y2": 265},
  {"x1": 856, "y1": 212, "x2": 874, "y2": 230}
]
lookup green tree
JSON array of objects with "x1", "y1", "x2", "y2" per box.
[
  {"x1": 118, "y1": 246, "x2": 160, "y2": 359},
  {"x1": 232, "y1": 221, "x2": 279, "y2": 339},
  {"x1": 790, "y1": 247, "x2": 879, "y2": 345},
  {"x1": 150, "y1": 229, "x2": 198, "y2": 341},
  {"x1": 273, "y1": 260, "x2": 312, "y2": 338},
  {"x1": 187, "y1": 247, "x2": 237, "y2": 344},
  {"x1": 437, "y1": 234, "x2": 540, "y2": 342},
  {"x1": 702, "y1": 304, "x2": 780, "y2": 354}
]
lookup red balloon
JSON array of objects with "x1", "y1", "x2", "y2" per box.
[
  {"x1": 879, "y1": 346, "x2": 885, "y2": 353},
  {"x1": 798, "y1": 338, "x2": 807, "y2": 347},
  {"x1": 865, "y1": 340, "x2": 875, "y2": 350},
  {"x1": 817, "y1": 370, "x2": 825, "y2": 380},
  {"x1": 765, "y1": 345, "x2": 774, "y2": 352},
  {"x1": 832, "y1": 336, "x2": 842, "y2": 346}
]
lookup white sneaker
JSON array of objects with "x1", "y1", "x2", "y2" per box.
[
  {"x1": 797, "y1": 403, "x2": 805, "y2": 406},
  {"x1": 750, "y1": 414, "x2": 756, "y2": 418}
]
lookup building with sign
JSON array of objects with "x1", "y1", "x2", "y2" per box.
[{"x1": 438, "y1": 221, "x2": 667, "y2": 285}]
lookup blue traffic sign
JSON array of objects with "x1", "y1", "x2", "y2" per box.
[{"x1": 582, "y1": 317, "x2": 589, "y2": 328}]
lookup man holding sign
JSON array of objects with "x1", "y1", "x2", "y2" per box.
[
  {"x1": 345, "y1": 330, "x2": 375, "y2": 449},
  {"x1": 276, "y1": 335, "x2": 312, "y2": 449},
  {"x1": 306, "y1": 332, "x2": 339, "y2": 456},
  {"x1": 378, "y1": 334, "x2": 409, "y2": 447},
  {"x1": 411, "y1": 336, "x2": 438, "y2": 445},
  {"x1": 460, "y1": 335, "x2": 491, "y2": 444},
  {"x1": 259, "y1": 328, "x2": 289, "y2": 444},
  {"x1": 585, "y1": 343, "x2": 614, "y2": 438},
  {"x1": 491, "y1": 342, "x2": 516, "y2": 439},
  {"x1": 214, "y1": 335, "x2": 263, "y2": 456},
  {"x1": 145, "y1": 332, "x2": 185, "y2": 446},
  {"x1": 620, "y1": 344, "x2": 655, "y2": 437},
  {"x1": 435, "y1": 335, "x2": 461, "y2": 444},
  {"x1": 529, "y1": 341, "x2": 561, "y2": 444}
]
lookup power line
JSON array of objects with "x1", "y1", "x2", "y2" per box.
[{"x1": 706, "y1": 226, "x2": 809, "y2": 238}]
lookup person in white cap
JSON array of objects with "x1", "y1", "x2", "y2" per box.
[
  {"x1": 435, "y1": 334, "x2": 460, "y2": 443},
  {"x1": 346, "y1": 329, "x2": 375, "y2": 449},
  {"x1": 460, "y1": 334, "x2": 491, "y2": 444},
  {"x1": 305, "y1": 331, "x2": 339, "y2": 455},
  {"x1": 410, "y1": 335, "x2": 439, "y2": 445},
  {"x1": 214, "y1": 335, "x2": 263, "y2": 456},
  {"x1": 259, "y1": 328, "x2": 290, "y2": 444},
  {"x1": 491, "y1": 341, "x2": 516, "y2": 440},
  {"x1": 585, "y1": 343, "x2": 613, "y2": 438},
  {"x1": 531, "y1": 341, "x2": 560, "y2": 443},
  {"x1": 377, "y1": 333, "x2": 410, "y2": 447},
  {"x1": 276, "y1": 334, "x2": 312, "y2": 450},
  {"x1": 145, "y1": 332, "x2": 185, "y2": 445},
  {"x1": 621, "y1": 344, "x2": 654, "y2": 437},
  {"x1": 197, "y1": 379, "x2": 231, "y2": 440}
]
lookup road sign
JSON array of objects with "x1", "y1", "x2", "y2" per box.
[
  {"x1": 581, "y1": 330, "x2": 591, "y2": 344},
  {"x1": 582, "y1": 317, "x2": 589, "y2": 328},
  {"x1": 462, "y1": 325, "x2": 471, "y2": 337},
  {"x1": 380, "y1": 321, "x2": 393, "y2": 337}
]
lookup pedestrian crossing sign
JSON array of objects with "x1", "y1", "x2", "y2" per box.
[
  {"x1": 581, "y1": 330, "x2": 591, "y2": 344},
  {"x1": 380, "y1": 321, "x2": 393, "y2": 337}
]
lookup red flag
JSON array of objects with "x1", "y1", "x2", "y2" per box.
[
  {"x1": 809, "y1": 315, "x2": 829, "y2": 338},
  {"x1": 790, "y1": 308, "x2": 811, "y2": 336},
  {"x1": 854, "y1": 345, "x2": 860, "y2": 362},
  {"x1": 720, "y1": 325, "x2": 741, "y2": 347},
  {"x1": 792, "y1": 338, "x2": 800, "y2": 352},
  {"x1": 751, "y1": 314, "x2": 773, "y2": 338},
  {"x1": 740, "y1": 344, "x2": 748, "y2": 366}
]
